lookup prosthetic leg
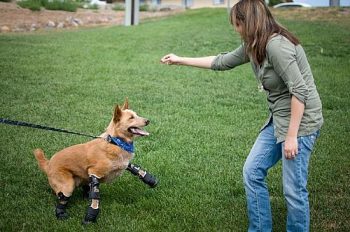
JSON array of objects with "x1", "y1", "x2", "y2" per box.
[
  {"x1": 56, "y1": 192, "x2": 70, "y2": 220},
  {"x1": 127, "y1": 163, "x2": 158, "y2": 188},
  {"x1": 82, "y1": 175, "x2": 100, "y2": 224}
]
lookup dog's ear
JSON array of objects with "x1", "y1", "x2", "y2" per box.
[
  {"x1": 113, "y1": 105, "x2": 123, "y2": 123},
  {"x1": 122, "y1": 97, "x2": 129, "y2": 110}
]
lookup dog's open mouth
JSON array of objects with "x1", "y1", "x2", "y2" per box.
[{"x1": 128, "y1": 127, "x2": 149, "y2": 136}]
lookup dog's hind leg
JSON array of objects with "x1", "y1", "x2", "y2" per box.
[
  {"x1": 50, "y1": 174, "x2": 75, "y2": 220},
  {"x1": 56, "y1": 192, "x2": 70, "y2": 220},
  {"x1": 82, "y1": 174, "x2": 100, "y2": 224}
]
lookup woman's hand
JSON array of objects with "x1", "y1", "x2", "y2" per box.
[
  {"x1": 284, "y1": 135, "x2": 298, "y2": 160},
  {"x1": 284, "y1": 95, "x2": 304, "y2": 160},
  {"x1": 160, "y1": 53, "x2": 181, "y2": 65}
]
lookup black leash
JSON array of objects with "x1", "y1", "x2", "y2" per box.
[
  {"x1": 0, "y1": 117, "x2": 158, "y2": 187},
  {"x1": 0, "y1": 118, "x2": 100, "y2": 139}
]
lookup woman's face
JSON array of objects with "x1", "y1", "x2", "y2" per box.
[{"x1": 234, "y1": 21, "x2": 243, "y2": 36}]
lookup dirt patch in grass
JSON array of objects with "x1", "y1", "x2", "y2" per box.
[
  {"x1": 0, "y1": 1, "x2": 184, "y2": 33},
  {"x1": 271, "y1": 7, "x2": 350, "y2": 25}
]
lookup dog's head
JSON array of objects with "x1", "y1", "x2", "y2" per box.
[{"x1": 108, "y1": 98, "x2": 149, "y2": 142}]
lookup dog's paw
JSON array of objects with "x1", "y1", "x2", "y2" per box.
[
  {"x1": 56, "y1": 210, "x2": 69, "y2": 220},
  {"x1": 82, "y1": 218, "x2": 96, "y2": 225},
  {"x1": 82, "y1": 216, "x2": 97, "y2": 225},
  {"x1": 82, "y1": 207, "x2": 99, "y2": 225}
]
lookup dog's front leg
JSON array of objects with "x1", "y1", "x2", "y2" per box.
[{"x1": 82, "y1": 175, "x2": 100, "y2": 224}]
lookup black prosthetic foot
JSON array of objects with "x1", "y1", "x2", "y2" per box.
[
  {"x1": 82, "y1": 206, "x2": 99, "y2": 225},
  {"x1": 55, "y1": 204, "x2": 69, "y2": 220}
]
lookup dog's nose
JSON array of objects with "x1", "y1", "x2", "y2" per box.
[{"x1": 145, "y1": 119, "x2": 150, "y2": 125}]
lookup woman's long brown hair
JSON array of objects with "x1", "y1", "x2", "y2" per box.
[{"x1": 230, "y1": 0, "x2": 299, "y2": 65}]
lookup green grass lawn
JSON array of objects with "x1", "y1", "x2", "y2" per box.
[{"x1": 0, "y1": 8, "x2": 349, "y2": 232}]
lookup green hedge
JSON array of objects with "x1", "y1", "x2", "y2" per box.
[
  {"x1": 268, "y1": 0, "x2": 283, "y2": 7},
  {"x1": 17, "y1": 0, "x2": 78, "y2": 12}
]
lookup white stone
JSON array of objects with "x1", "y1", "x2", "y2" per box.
[
  {"x1": 0, "y1": 26, "x2": 10, "y2": 33},
  {"x1": 47, "y1": 20, "x2": 56, "y2": 28},
  {"x1": 57, "y1": 22, "x2": 65, "y2": 28}
]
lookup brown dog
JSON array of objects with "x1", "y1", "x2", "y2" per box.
[{"x1": 34, "y1": 99, "x2": 149, "y2": 224}]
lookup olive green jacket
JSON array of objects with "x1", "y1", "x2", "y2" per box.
[{"x1": 211, "y1": 35, "x2": 323, "y2": 143}]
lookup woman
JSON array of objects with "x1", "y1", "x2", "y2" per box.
[{"x1": 160, "y1": 0, "x2": 323, "y2": 231}]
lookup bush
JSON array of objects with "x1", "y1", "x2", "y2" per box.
[
  {"x1": 17, "y1": 0, "x2": 78, "y2": 12},
  {"x1": 140, "y1": 4, "x2": 157, "y2": 12},
  {"x1": 139, "y1": 3, "x2": 149, "y2": 11},
  {"x1": 268, "y1": 0, "x2": 283, "y2": 7},
  {"x1": 17, "y1": 0, "x2": 42, "y2": 11},
  {"x1": 112, "y1": 3, "x2": 124, "y2": 11},
  {"x1": 43, "y1": 0, "x2": 78, "y2": 12}
]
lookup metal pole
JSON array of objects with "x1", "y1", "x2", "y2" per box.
[
  {"x1": 134, "y1": 0, "x2": 139, "y2": 25},
  {"x1": 131, "y1": 0, "x2": 135, "y2": 25},
  {"x1": 125, "y1": 0, "x2": 131, "y2": 26},
  {"x1": 125, "y1": 0, "x2": 139, "y2": 26}
]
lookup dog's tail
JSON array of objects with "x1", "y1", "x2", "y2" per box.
[{"x1": 34, "y1": 149, "x2": 49, "y2": 174}]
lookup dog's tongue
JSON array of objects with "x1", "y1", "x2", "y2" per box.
[{"x1": 130, "y1": 127, "x2": 149, "y2": 136}]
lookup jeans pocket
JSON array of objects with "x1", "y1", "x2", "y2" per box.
[{"x1": 299, "y1": 131, "x2": 319, "y2": 152}]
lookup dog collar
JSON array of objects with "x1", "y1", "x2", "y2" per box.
[{"x1": 106, "y1": 135, "x2": 134, "y2": 153}]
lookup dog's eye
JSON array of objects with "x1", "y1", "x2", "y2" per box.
[{"x1": 129, "y1": 116, "x2": 134, "y2": 120}]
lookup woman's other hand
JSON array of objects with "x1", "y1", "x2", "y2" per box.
[
  {"x1": 160, "y1": 53, "x2": 181, "y2": 65},
  {"x1": 284, "y1": 135, "x2": 298, "y2": 160}
]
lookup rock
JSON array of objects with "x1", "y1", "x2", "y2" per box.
[
  {"x1": 47, "y1": 20, "x2": 56, "y2": 28},
  {"x1": 99, "y1": 17, "x2": 109, "y2": 23},
  {"x1": 65, "y1": 16, "x2": 73, "y2": 23},
  {"x1": 57, "y1": 22, "x2": 65, "y2": 28},
  {"x1": 13, "y1": 26, "x2": 26, "y2": 32},
  {"x1": 0, "y1": 26, "x2": 11, "y2": 33},
  {"x1": 30, "y1": 24, "x2": 38, "y2": 31},
  {"x1": 71, "y1": 21, "x2": 79, "y2": 27},
  {"x1": 72, "y1": 18, "x2": 83, "y2": 25}
]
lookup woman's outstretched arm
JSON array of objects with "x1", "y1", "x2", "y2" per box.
[{"x1": 160, "y1": 53, "x2": 216, "y2": 69}]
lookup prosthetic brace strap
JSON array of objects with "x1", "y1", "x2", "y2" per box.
[{"x1": 89, "y1": 175, "x2": 100, "y2": 200}]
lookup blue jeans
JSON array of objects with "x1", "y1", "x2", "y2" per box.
[{"x1": 243, "y1": 121, "x2": 319, "y2": 232}]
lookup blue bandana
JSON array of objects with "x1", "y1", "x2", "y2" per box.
[{"x1": 106, "y1": 135, "x2": 134, "y2": 153}]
